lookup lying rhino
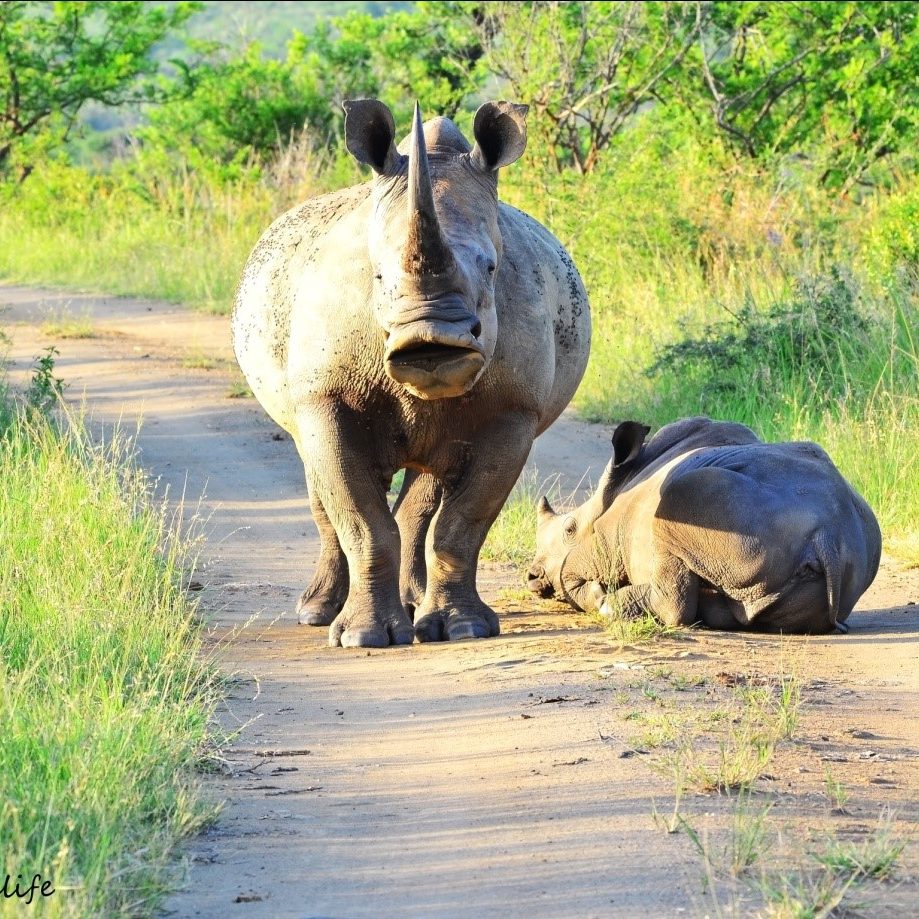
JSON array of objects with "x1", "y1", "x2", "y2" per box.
[
  {"x1": 528, "y1": 417, "x2": 881, "y2": 633},
  {"x1": 233, "y1": 99, "x2": 590, "y2": 647}
]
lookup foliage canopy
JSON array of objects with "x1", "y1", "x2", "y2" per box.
[{"x1": 0, "y1": 1, "x2": 198, "y2": 178}]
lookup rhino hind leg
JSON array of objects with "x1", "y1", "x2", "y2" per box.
[
  {"x1": 298, "y1": 411, "x2": 415, "y2": 649},
  {"x1": 297, "y1": 491, "x2": 348, "y2": 626},
  {"x1": 414, "y1": 413, "x2": 536, "y2": 643},
  {"x1": 392, "y1": 469, "x2": 441, "y2": 616}
]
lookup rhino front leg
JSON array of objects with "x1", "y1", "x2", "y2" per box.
[
  {"x1": 298, "y1": 409, "x2": 414, "y2": 649},
  {"x1": 414, "y1": 413, "x2": 537, "y2": 643},
  {"x1": 602, "y1": 555, "x2": 700, "y2": 627},
  {"x1": 392, "y1": 469, "x2": 441, "y2": 617},
  {"x1": 296, "y1": 491, "x2": 348, "y2": 626},
  {"x1": 600, "y1": 584, "x2": 654, "y2": 619}
]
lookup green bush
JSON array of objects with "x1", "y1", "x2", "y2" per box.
[
  {"x1": 860, "y1": 182, "x2": 919, "y2": 281},
  {"x1": 645, "y1": 269, "x2": 871, "y2": 409}
]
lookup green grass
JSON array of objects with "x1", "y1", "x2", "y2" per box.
[
  {"x1": 182, "y1": 351, "x2": 233, "y2": 371},
  {"x1": 480, "y1": 471, "x2": 545, "y2": 568},
  {"x1": 0, "y1": 198, "x2": 259, "y2": 315},
  {"x1": 647, "y1": 672, "x2": 802, "y2": 796},
  {"x1": 0, "y1": 157, "x2": 354, "y2": 314},
  {"x1": 225, "y1": 377, "x2": 254, "y2": 399},
  {"x1": 0, "y1": 401, "x2": 218, "y2": 916},
  {"x1": 813, "y1": 811, "x2": 906, "y2": 882}
]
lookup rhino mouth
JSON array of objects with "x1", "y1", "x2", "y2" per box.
[
  {"x1": 384, "y1": 326, "x2": 486, "y2": 399},
  {"x1": 387, "y1": 342, "x2": 481, "y2": 369}
]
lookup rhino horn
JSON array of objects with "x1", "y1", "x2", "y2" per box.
[
  {"x1": 402, "y1": 101, "x2": 456, "y2": 276},
  {"x1": 537, "y1": 495, "x2": 556, "y2": 520},
  {"x1": 596, "y1": 458, "x2": 615, "y2": 500}
]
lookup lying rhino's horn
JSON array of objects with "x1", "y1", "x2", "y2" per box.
[
  {"x1": 402, "y1": 101, "x2": 456, "y2": 276},
  {"x1": 597, "y1": 459, "x2": 615, "y2": 500},
  {"x1": 537, "y1": 495, "x2": 556, "y2": 519}
]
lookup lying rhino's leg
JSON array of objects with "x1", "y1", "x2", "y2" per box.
[
  {"x1": 297, "y1": 408, "x2": 414, "y2": 649},
  {"x1": 562, "y1": 576, "x2": 608, "y2": 613},
  {"x1": 296, "y1": 491, "x2": 349, "y2": 626},
  {"x1": 600, "y1": 584, "x2": 653, "y2": 619},
  {"x1": 604, "y1": 553, "x2": 701, "y2": 627},
  {"x1": 698, "y1": 592, "x2": 743, "y2": 631},
  {"x1": 392, "y1": 469, "x2": 441, "y2": 616},
  {"x1": 414, "y1": 413, "x2": 537, "y2": 642}
]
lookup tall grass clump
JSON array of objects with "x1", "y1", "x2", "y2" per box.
[
  {"x1": 481, "y1": 472, "x2": 559, "y2": 568},
  {"x1": 0, "y1": 398, "x2": 218, "y2": 916}
]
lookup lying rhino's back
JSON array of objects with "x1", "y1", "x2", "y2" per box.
[
  {"x1": 630, "y1": 440, "x2": 880, "y2": 620},
  {"x1": 232, "y1": 184, "x2": 374, "y2": 431},
  {"x1": 495, "y1": 204, "x2": 591, "y2": 433}
]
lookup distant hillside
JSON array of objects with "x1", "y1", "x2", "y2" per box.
[{"x1": 179, "y1": 0, "x2": 412, "y2": 56}]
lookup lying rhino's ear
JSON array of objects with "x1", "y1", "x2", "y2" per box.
[
  {"x1": 343, "y1": 99, "x2": 403, "y2": 176},
  {"x1": 470, "y1": 101, "x2": 529, "y2": 172},
  {"x1": 611, "y1": 421, "x2": 650, "y2": 468}
]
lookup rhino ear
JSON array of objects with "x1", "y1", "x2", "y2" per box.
[
  {"x1": 470, "y1": 101, "x2": 528, "y2": 172},
  {"x1": 343, "y1": 99, "x2": 403, "y2": 176},
  {"x1": 611, "y1": 421, "x2": 650, "y2": 468}
]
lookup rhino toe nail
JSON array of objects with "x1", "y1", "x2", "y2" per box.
[
  {"x1": 390, "y1": 628, "x2": 415, "y2": 646},
  {"x1": 299, "y1": 609, "x2": 336, "y2": 626},
  {"x1": 448, "y1": 621, "x2": 489, "y2": 641},
  {"x1": 340, "y1": 629, "x2": 389, "y2": 649},
  {"x1": 414, "y1": 619, "x2": 446, "y2": 643}
]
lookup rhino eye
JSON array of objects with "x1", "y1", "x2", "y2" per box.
[
  {"x1": 563, "y1": 517, "x2": 577, "y2": 541},
  {"x1": 487, "y1": 262, "x2": 496, "y2": 273}
]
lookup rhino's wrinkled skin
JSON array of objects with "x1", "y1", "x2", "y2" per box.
[
  {"x1": 529, "y1": 417, "x2": 881, "y2": 634},
  {"x1": 233, "y1": 99, "x2": 590, "y2": 648}
]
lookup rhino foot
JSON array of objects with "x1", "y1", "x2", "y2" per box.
[
  {"x1": 296, "y1": 594, "x2": 341, "y2": 626},
  {"x1": 296, "y1": 563, "x2": 348, "y2": 626},
  {"x1": 328, "y1": 600, "x2": 415, "y2": 648},
  {"x1": 414, "y1": 598, "x2": 500, "y2": 643}
]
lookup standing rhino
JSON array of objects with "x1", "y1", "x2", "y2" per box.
[
  {"x1": 528, "y1": 417, "x2": 881, "y2": 633},
  {"x1": 233, "y1": 99, "x2": 590, "y2": 648}
]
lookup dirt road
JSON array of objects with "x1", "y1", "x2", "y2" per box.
[{"x1": 3, "y1": 285, "x2": 918, "y2": 918}]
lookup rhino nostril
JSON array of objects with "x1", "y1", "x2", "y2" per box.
[
  {"x1": 527, "y1": 566, "x2": 545, "y2": 582},
  {"x1": 470, "y1": 319, "x2": 482, "y2": 338}
]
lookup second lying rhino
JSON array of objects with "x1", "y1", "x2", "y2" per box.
[{"x1": 528, "y1": 417, "x2": 881, "y2": 634}]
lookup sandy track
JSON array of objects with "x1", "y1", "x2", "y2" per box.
[{"x1": 3, "y1": 285, "x2": 917, "y2": 918}]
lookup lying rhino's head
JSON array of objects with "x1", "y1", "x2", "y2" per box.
[
  {"x1": 343, "y1": 98, "x2": 528, "y2": 400},
  {"x1": 528, "y1": 421, "x2": 650, "y2": 601}
]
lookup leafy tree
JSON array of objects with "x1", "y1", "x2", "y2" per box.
[
  {"x1": 688, "y1": 1, "x2": 919, "y2": 189},
  {"x1": 456, "y1": 1, "x2": 703, "y2": 173},
  {"x1": 0, "y1": 1, "x2": 199, "y2": 178},
  {"x1": 140, "y1": 39, "x2": 334, "y2": 172},
  {"x1": 306, "y1": 3, "x2": 486, "y2": 123}
]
